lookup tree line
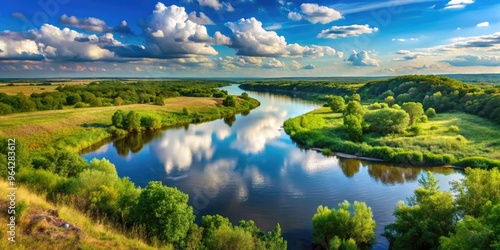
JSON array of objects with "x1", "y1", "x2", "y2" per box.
[
  {"x1": 242, "y1": 75, "x2": 500, "y2": 124},
  {"x1": 0, "y1": 80, "x2": 230, "y2": 115}
]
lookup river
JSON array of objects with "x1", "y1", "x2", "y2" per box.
[{"x1": 82, "y1": 85, "x2": 464, "y2": 249}]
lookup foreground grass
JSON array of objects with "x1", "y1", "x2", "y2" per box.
[
  {"x1": 0, "y1": 96, "x2": 259, "y2": 151},
  {"x1": 0, "y1": 179, "x2": 165, "y2": 250},
  {"x1": 284, "y1": 107, "x2": 500, "y2": 167}
]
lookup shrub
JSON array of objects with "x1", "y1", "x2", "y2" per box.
[
  {"x1": 364, "y1": 108, "x2": 410, "y2": 134},
  {"x1": 419, "y1": 115, "x2": 428, "y2": 123},
  {"x1": 328, "y1": 96, "x2": 346, "y2": 113},
  {"x1": 128, "y1": 181, "x2": 195, "y2": 246},
  {"x1": 368, "y1": 103, "x2": 382, "y2": 110},
  {"x1": 112, "y1": 110, "x2": 126, "y2": 128},
  {"x1": 123, "y1": 111, "x2": 141, "y2": 132},
  {"x1": 426, "y1": 108, "x2": 437, "y2": 118},
  {"x1": 222, "y1": 96, "x2": 236, "y2": 107},
  {"x1": 454, "y1": 157, "x2": 500, "y2": 169},
  {"x1": 241, "y1": 92, "x2": 250, "y2": 100},
  {"x1": 409, "y1": 125, "x2": 423, "y2": 136},
  {"x1": 154, "y1": 97, "x2": 165, "y2": 106},
  {"x1": 140, "y1": 114, "x2": 162, "y2": 130},
  {"x1": 430, "y1": 125, "x2": 439, "y2": 130},
  {"x1": 312, "y1": 201, "x2": 375, "y2": 249},
  {"x1": 344, "y1": 114, "x2": 363, "y2": 142},
  {"x1": 448, "y1": 126, "x2": 459, "y2": 133},
  {"x1": 74, "y1": 102, "x2": 87, "y2": 108},
  {"x1": 322, "y1": 148, "x2": 332, "y2": 155}
]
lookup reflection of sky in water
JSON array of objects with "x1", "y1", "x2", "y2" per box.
[{"x1": 82, "y1": 85, "x2": 464, "y2": 250}]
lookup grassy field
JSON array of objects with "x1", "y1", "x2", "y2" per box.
[
  {"x1": 0, "y1": 85, "x2": 59, "y2": 95},
  {"x1": 0, "y1": 179, "x2": 167, "y2": 250},
  {"x1": 0, "y1": 96, "x2": 258, "y2": 151},
  {"x1": 285, "y1": 107, "x2": 500, "y2": 165}
]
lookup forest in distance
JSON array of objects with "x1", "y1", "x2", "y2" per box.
[{"x1": 0, "y1": 75, "x2": 499, "y2": 250}]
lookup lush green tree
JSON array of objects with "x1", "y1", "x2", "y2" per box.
[
  {"x1": 140, "y1": 114, "x2": 162, "y2": 130},
  {"x1": 74, "y1": 102, "x2": 86, "y2": 108},
  {"x1": 439, "y1": 215, "x2": 495, "y2": 250},
  {"x1": 379, "y1": 90, "x2": 395, "y2": 99},
  {"x1": 368, "y1": 102, "x2": 382, "y2": 110},
  {"x1": 66, "y1": 94, "x2": 82, "y2": 105},
  {"x1": 383, "y1": 172, "x2": 456, "y2": 250},
  {"x1": 16, "y1": 93, "x2": 36, "y2": 112},
  {"x1": 182, "y1": 107, "x2": 190, "y2": 116},
  {"x1": 344, "y1": 114, "x2": 363, "y2": 142},
  {"x1": 241, "y1": 92, "x2": 250, "y2": 100},
  {"x1": 201, "y1": 214, "x2": 232, "y2": 239},
  {"x1": 352, "y1": 93, "x2": 361, "y2": 102},
  {"x1": 426, "y1": 107, "x2": 437, "y2": 118},
  {"x1": 364, "y1": 108, "x2": 410, "y2": 134},
  {"x1": 207, "y1": 225, "x2": 255, "y2": 250},
  {"x1": 90, "y1": 97, "x2": 103, "y2": 107},
  {"x1": 112, "y1": 110, "x2": 126, "y2": 128},
  {"x1": 0, "y1": 138, "x2": 31, "y2": 178},
  {"x1": 312, "y1": 200, "x2": 375, "y2": 249},
  {"x1": 396, "y1": 93, "x2": 411, "y2": 104},
  {"x1": 344, "y1": 101, "x2": 365, "y2": 117},
  {"x1": 128, "y1": 181, "x2": 194, "y2": 246},
  {"x1": 123, "y1": 110, "x2": 141, "y2": 132},
  {"x1": 328, "y1": 96, "x2": 346, "y2": 113},
  {"x1": 185, "y1": 224, "x2": 203, "y2": 250},
  {"x1": 402, "y1": 102, "x2": 424, "y2": 125},
  {"x1": 385, "y1": 96, "x2": 395, "y2": 107},
  {"x1": 88, "y1": 158, "x2": 118, "y2": 177},
  {"x1": 113, "y1": 97, "x2": 124, "y2": 106},
  {"x1": 451, "y1": 168, "x2": 500, "y2": 218},
  {"x1": 223, "y1": 95, "x2": 236, "y2": 107},
  {"x1": 154, "y1": 97, "x2": 165, "y2": 106},
  {"x1": 116, "y1": 177, "x2": 140, "y2": 223},
  {"x1": 35, "y1": 150, "x2": 87, "y2": 177}
]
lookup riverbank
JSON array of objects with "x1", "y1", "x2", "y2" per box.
[
  {"x1": 0, "y1": 96, "x2": 260, "y2": 153},
  {"x1": 284, "y1": 107, "x2": 500, "y2": 169},
  {"x1": 0, "y1": 179, "x2": 159, "y2": 250}
]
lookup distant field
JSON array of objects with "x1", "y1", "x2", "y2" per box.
[
  {"x1": 0, "y1": 85, "x2": 59, "y2": 95},
  {"x1": 0, "y1": 97, "x2": 224, "y2": 149}
]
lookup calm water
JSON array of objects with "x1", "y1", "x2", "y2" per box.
[{"x1": 82, "y1": 85, "x2": 464, "y2": 249}]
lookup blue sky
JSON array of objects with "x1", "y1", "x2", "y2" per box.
[{"x1": 0, "y1": 0, "x2": 498, "y2": 77}]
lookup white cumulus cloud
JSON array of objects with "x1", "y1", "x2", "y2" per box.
[
  {"x1": 224, "y1": 17, "x2": 336, "y2": 57},
  {"x1": 298, "y1": 3, "x2": 342, "y2": 24},
  {"x1": 287, "y1": 12, "x2": 303, "y2": 21},
  {"x1": 317, "y1": 24, "x2": 378, "y2": 39},
  {"x1": 345, "y1": 50, "x2": 379, "y2": 67},
  {"x1": 188, "y1": 11, "x2": 215, "y2": 25},
  {"x1": 139, "y1": 3, "x2": 218, "y2": 57}
]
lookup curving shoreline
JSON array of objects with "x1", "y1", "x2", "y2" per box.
[{"x1": 284, "y1": 107, "x2": 500, "y2": 169}]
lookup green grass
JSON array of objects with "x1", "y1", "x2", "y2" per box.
[
  {"x1": 0, "y1": 179, "x2": 166, "y2": 250},
  {"x1": 0, "y1": 85, "x2": 59, "y2": 95},
  {"x1": 284, "y1": 107, "x2": 500, "y2": 167},
  {"x1": 0, "y1": 96, "x2": 259, "y2": 152}
]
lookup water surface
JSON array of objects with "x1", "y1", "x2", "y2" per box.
[{"x1": 83, "y1": 85, "x2": 463, "y2": 249}]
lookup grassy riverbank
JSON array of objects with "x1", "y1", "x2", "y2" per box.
[
  {"x1": 0, "y1": 96, "x2": 259, "y2": 152},
  {"x1": 0, "y1": 179, "x2": 163, "y2": 250},
  {"x1": 284, "y1": 107, "x2": 500, "y2": 168}
]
